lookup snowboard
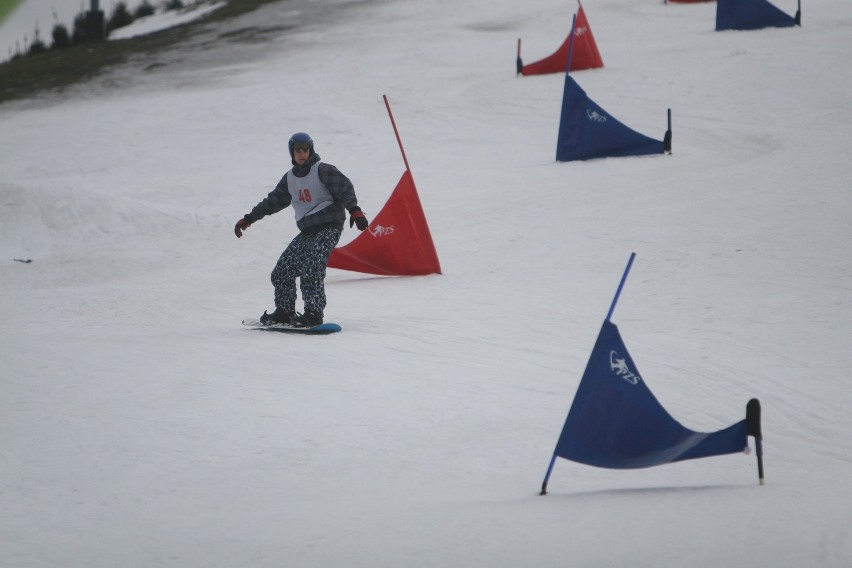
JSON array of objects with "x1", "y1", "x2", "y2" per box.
[{"x1": 242, "y1": 318, "x2": 342, "y2": 335}]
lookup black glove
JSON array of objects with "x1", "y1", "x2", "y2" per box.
[
  {"x1": 234, "y1": 216, "x2": 253, "y2": 238},
  {"x1": 349, "y1": 207, "x2": 369, "y2": 231}
]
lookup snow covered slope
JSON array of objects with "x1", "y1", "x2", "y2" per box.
[{"x1": 1, "y1": 0, "x2": 850, "y2": 566}]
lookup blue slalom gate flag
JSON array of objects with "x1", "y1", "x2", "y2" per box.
[
  {"x1": 554, "y1": 320, "x2": 747, "y2": 469},
  {"x1": 556, "y1": 76, "x2": 665, "y2": 161},
  {"x1": 716, "y1": 0, "x2": 800, "y2": 31},
  {"x1": 540, "y1": 254, "x2": 764, "y2": 494}
]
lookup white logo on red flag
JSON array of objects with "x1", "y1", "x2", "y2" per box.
[{"x1": 370, "y1": 225, "x2": 395, "y2": 238}]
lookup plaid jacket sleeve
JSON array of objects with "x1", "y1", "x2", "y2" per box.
[
  {"x1": 247, "y1": 174, "x2": 293, "y2": 221},
  {"x1": 317, "y1": 162, "x2": 358, "y2": 211}
]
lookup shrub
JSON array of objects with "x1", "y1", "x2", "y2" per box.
[
  {"x1": 72, "y1": 12, "x2": 87, "y2": 43},
  {"x1": 51, "y1": 23, "x2": 72, "y2": 50},
  {"x1": 27, "y1": 30, "x2": 48, "y2": 56},
  {"x1": 106, "y1": 2, "x2": 134, "y2": 34},
  {"x1": 72, "y1": 11, "x2": 99, "y2": 43},
  {"x1": 134, "y1": 1, "x2": 156, "y2": 19},
  {"x1": 164, "y1": 0, "x2": 184, "y2": 10}
]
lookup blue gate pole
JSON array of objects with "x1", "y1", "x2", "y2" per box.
[
  {"x1": 540, "y1": 453, "x2": 558, "y2": 495},
  {"x1": 541, "y1": 254, "x2": 636, "y2": 495},
  {"x1": 565, "y1": 14, "x2": 577, "y2": 74},
  {"x1": 606, "y1": 252, "x2": 636, "y2": 322}
]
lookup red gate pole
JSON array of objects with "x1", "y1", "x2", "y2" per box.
[{"x1": 383, "y1": 94, "x2": 411, "y2": 173}]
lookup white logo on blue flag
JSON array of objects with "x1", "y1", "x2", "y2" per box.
[
  {"x1": 586, "y1": 109, "x2": 607, "y2": 123},
  {"x1": 609, "y1": 350, "x2": 641, "y2": 385}
]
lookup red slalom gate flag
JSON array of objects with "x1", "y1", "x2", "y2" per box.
[
  {"x1": 328, "y1": 95, "x2": 441, "y2": 276},
  {"x1": 328, "y1": 169, "x2": 441, "y2": 276},
  {"x1": 518, "y1": 2, "x2": 603, "y2": 75}
]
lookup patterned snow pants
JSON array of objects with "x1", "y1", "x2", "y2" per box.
[{"x1": 271, "y1": 225, "x2": 342, "y2": 317}]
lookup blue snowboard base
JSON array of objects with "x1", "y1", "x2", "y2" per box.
[{"x1": 242, "y1": 318, "x2": 341, "y2": 335}]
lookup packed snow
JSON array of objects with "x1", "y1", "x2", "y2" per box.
[
  {"x1": 108, "y1": 2, "x2": 226, "y2": 42},
  {"x1": 1, "y1": 0, "x2": 851, "y2": 566}
]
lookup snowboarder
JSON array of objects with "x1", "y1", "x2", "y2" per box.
[{"x1": 234, "y1": 132, "x2": 369, "y2": 327}]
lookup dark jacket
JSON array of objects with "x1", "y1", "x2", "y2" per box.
[{"x1": 245, "y1": 153, "x2": 359, "y2": 233}]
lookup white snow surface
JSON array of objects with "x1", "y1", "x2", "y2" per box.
[
  {"x1": 108, "y1": 2, "x2": 226, "y2": 41},
  {"x1": 2, "y1": 0, "x2": 851, "y2": 566}
]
